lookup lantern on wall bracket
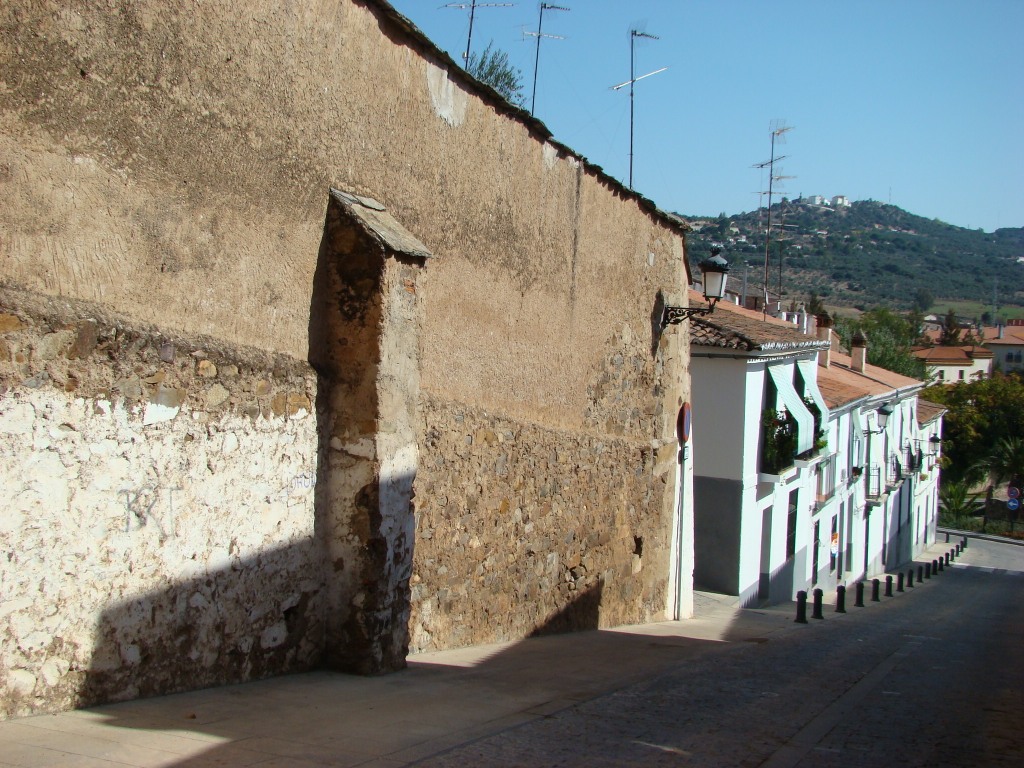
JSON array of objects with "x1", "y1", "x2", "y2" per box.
[
  {"x1": 660, "y1": 248, "x2": 730, "y2": 328},
  {"x1": 867, "y1": 402, "x2": 893, "y2": 434}
]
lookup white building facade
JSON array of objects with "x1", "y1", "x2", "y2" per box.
[{"x1": 689, "y1": 306, "x2": 942, "y2": 607}]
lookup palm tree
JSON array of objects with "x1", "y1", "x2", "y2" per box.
[
  {"x1": 974, "y1": 436, "x2": 1024, "y2": 491},
  {"x1": 938, "y1": 480, "x2": 984, "y2": 529}
]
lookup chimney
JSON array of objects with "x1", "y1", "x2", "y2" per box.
[
  {"x1": 851, "y1": 329, "x2": 868, "y2": 373},
  {"x1": 998, "y1": 324, "x2": 1004, "y2": 339},
  {"x1": 816, "y1": 313, "x2": 833, "y2": 368}
]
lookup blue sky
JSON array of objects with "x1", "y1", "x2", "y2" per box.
[{"x1": 388, "y1": 0, "x2": 1023, "y2": 233}]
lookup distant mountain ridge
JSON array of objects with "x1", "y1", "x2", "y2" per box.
[{"x1": 681, "y1": 199, "x2": 1024, "y2": 311}]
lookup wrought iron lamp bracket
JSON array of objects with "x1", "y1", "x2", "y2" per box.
[{"x1": 661, "y1": 300, "x2": 718, "y2": 328}]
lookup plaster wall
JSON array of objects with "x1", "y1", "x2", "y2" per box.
[
  {"x1": 690, "y1": 357, "x2": 756, "y2": 482},
  {"x1": 0, "y1": 0, "x2": 686, "y2": 429}
]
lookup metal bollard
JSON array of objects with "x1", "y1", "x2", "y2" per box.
[
  {"x1": 885, "y1": 575, "x2": 894, "y2": 597},
  {"x1": 962, "y1": 536, "x2": 968, "y2": 550},
  {"x1": 956, "y1": 543, "x2": 961, "y2": 556},
  {"x1": 836, "y1": 585, "x2": 847, "y2": 613},
  {"x1": 907, "y1": 569, "x2": 914, "y2": 588},
  {"x1": 945, "y1": 552, "x2": 951, "y2": 566},
  {"x1": 897, "y1": 572, "x2": 904, "y2": 592},
  {"x1": 871, "y1": 578, "x2": 881, "y2": 602},
  {"x1": 812, "y1": 588, "x2": 825, "y2": 620},
  {"x1": 855, "y1": 581, "x2": 865, "y2": 607},
  {"x1": 923, "y1": 564, "x2": 930, "y2": 580},
  {"x1": 938, "y1": 558, "x2": 945, "y2": 572},
  {"x1": 795, "y1": 590, "x2": 808, "y2": 624},
  {"x1": 945, "y1": 531, "x2": 950, "y2": 543},
  {"x1": 933, "y1": 559, "x2": 940, "y2": 575}
]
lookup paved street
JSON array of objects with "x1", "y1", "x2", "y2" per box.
[
  {"x1": 0, "y1": 537, "x2": 1020, "y2": 767},
  {"x1": 422, "y1": 537, "x2": 1024, "y2": 767}
]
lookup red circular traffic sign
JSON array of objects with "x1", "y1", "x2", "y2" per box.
[{"x1": 677, "y1": 402, "x2": 691, "y2": 443}]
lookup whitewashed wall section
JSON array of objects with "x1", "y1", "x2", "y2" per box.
[{"x1": 0, "y1": 388, "x2": 322, "y2": 718}]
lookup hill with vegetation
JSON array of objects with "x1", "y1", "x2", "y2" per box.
[{"x1": 682, "y1": 200, "x2": 1024, "y2": 314}]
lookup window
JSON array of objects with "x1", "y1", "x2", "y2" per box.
[
  {"x1": 829, "y1": 515, "x2": 838, "y2": 573},
  {"x1": 938, "y1": 370, "x2": 945, "y2": 380},
  {"x1": 958, "y1": 369, "x2": 965, "y2": 380},
  {"x1": 786, "y1": 489, "x2": 799, "y2": 559},
  {"x1": 812, "y1": 520, "x2": 820, "y2": 585}
]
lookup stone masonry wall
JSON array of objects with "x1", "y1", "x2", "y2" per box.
[
  {"x1": 0, "y1": 293, "x2": 322, "y2": 718},
  {"x1": 410, "y1": 321, "x2": 681, "y2": 652},
  {"x1": 412, "y1": 396, "x2": 674, "y2": 652}
]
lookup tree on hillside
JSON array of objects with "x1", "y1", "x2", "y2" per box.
[
  {"x1": 466, "y1": 41, "x2": 525, "y2": 106},
  {"x1": 913, "y1": 287, "x2": 934, "y2": 313}
]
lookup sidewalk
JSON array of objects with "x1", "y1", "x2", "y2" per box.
[{"x1": 0, "y1": 539, "x2": 964, "y2": 768}]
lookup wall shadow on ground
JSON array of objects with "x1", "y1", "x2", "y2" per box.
[
  {"x1": 66, "y1": 579, "x2": 783, "y2": 766},
  {"x1": 52, "y1": 541, "x2": 1016, "y2": 766}
]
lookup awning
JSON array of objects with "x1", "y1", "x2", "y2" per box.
[
  {"x1": 768, "y1": 364, "x2": 815, "y2": 455},
  {"x1": 796, "y1": 359, "x2": 830, "y2": 425}
]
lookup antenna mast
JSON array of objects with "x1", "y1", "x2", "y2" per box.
[
  {"x1": 752, "y1": 120, "x2": 793, "y2": 317},
  {"x1": 442, "y1": 1, "x2": 515, "y2": 64},
  {"x1": 610, "y1": 29, "x2": 667, "y2": 190},
  {"x1": 526, "y1": 3, "x2": 570, "y2": 115}
]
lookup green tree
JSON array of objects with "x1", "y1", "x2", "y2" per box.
[
  {"x1": 466, "y1": 41, "x2": 525, "y2": 106},
  {"x1": 922, "y1": 374, "x2": 1024, "y2": 484},
  {"x1": 806, "y1": 292, "x2": 826, "y2": 316},
  {"x1": 834, "y1": 308, "x2": 926, "y2": 379},
  {"x1": 938, "y1": 308, "x2": 961, "y2": 346},
  {"x1": 913, "y1": 287, "x2": 934, "y2": 313}
]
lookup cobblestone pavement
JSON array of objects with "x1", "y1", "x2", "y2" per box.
[{"x1": 419, "y1": 539, "x2": 1024, "y2": 767}]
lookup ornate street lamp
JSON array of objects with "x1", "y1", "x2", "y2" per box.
[
  {"x1": 661, "y1": 248, "x2": 730, "y2": 328},
  {"x1": 876, "y1": 403, "x2": 893, "y2": 429},
  {"x1": 866, "y1": 402, "x2": 893, "y2": 435}
]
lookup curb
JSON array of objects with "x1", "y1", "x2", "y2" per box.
[
  {"x1": 793, "y1": 540, "x2": 966, "y2": 625},
  {"x1": 937, "y1": 527, "x2": 1024, "y2": 548}
]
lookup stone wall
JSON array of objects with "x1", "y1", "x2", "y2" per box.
[
  {"x1": 412, "y1": 394, "x2": 675, "y2": 652},
  {"x1": 1, "y1": 0, "x2": 693, "y2": 716},
  {"x1": 411, "y1": 321, "x2": 681, "y2": 651},
  {"x1": 0, "y1": 293, "x2": 322, "y2": 718}
]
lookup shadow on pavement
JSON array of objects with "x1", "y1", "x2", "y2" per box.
[{"x1": 23, "y1": 581, "x2": 798, "y2": 766}]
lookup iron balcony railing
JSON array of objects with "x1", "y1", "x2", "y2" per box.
[{"x1": 866, "y1": 464, "x2": 884, "y2": 498}]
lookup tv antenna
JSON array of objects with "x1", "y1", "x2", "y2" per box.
[
  {"x1": 442, "y1": 1, "x2": 515, "y2": 64},
  {"x1": 525, "y1": 3, "x2": 570, "y2": 115},
  {"x1": 752, "y1": 120, "x2": 794, "y2": 317},
  {"x1": 610, "y1": 29, "x2": 667, "y2": 190}
]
